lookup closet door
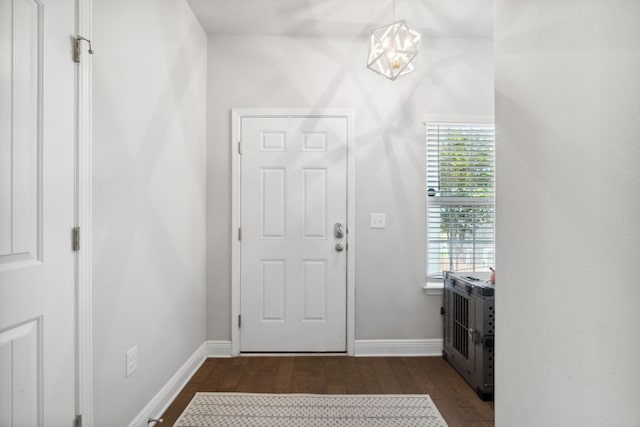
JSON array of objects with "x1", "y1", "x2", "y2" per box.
[{"x1": 0, "y1": 0, "x2": 78, "y2": 424}]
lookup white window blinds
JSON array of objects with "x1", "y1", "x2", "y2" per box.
[{"x1": 426, "y1": 122, "x2": 495, "y2": 278}]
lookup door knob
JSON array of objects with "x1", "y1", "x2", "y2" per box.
[
  {"x1": 334, "y1": 223, "x2": 345, "y2": 239},
  {"x1": 335, "y1": 243, "x2": 344, "y2": 252}
]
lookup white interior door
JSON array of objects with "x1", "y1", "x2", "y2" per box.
[
  {"x1": 0, "y1": 0, "x2": 77, "y2": 424},
  {"x1": 240, "y1": 116, "x2": 348, "y2": 352}
]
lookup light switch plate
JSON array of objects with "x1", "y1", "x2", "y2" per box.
[{"x1": 370, "y1": 213, "x2": 386, "y2": 229}]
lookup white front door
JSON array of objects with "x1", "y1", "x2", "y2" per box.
[
  {"x1": 0, "y1": 0, "x2": 77, "y2": 424},
  {"x1": 240, "y1": 116, "x2": 348, "y2": 352}
]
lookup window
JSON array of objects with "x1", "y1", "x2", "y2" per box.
[{"x1": 426, "y1": 120, "x2": 495, "y2": 278}]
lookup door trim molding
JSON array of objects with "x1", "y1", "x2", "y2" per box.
[
  {"x1": 76, "y1": 0, "x2": 94, "y2": 424},
  {"x1": 230, "y1": 109, "x2": 356, "y2": 356}
]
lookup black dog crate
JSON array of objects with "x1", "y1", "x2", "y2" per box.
[{"x1": 442, "y1": 271, "x2": 495, "y2": 401}]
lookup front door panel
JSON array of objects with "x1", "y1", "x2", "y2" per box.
[{"x1": 240, "y1": 116, "x2": 348, "y2": 352}]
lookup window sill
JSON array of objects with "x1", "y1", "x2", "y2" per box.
[{"x1": 423, "y1": 280, "x2": 444, "y2": 296}]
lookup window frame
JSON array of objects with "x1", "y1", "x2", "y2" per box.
[{"x1": 424, "y1": 115, "x2": 495, "y2": 293}]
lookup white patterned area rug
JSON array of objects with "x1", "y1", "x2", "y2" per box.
[{"x1": 174, "y1": 393, "x2": 448, "y2": 427}]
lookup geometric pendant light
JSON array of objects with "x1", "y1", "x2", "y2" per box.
[{"x1": 367, "y1": 1, "x2": 421, "y2": 80}]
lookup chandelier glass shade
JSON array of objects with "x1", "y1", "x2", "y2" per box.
[{"x1": 367, "y1": 19, "x2": 421, "y2": 81}]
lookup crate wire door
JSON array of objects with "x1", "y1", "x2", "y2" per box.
[{"x1": 453, "y1": 291, "x2": 471, "y2": 359}]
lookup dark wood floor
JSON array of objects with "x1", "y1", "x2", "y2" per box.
[{"x1": 159, "y1": 356, "x2": 494, "y2": 426}]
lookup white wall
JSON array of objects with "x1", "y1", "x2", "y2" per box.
[
  {"x1": 206, "y1": 35, "x2": 493, "y2": 341},
  {"x1": 495, "y1": 1, "x2": 640, "y2": 425},
  {"x1": 92, "y1": 1, "x2": 207, "y2": 425}
]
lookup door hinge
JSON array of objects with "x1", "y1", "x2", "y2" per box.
[
  {"x1": 73, "y1": 36, "x2": 94, "y2": 63},
  {"x1": 238, "y1": 141, "x2": 242, "y2": 155},
  {"x1": 238, "y1": 227, "x2": 241, "y2": 241},
  {"x1": 72, "y1": 227, "x2": 80, "y2": 251},
  {"x1": 74, "y1": 414, "x2": 82, "y2": 427},
  {"x1": 238, "y1": 314, "x2": 242, "y2": 328}
]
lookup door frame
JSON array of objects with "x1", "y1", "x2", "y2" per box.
[
  {"x1": 230, "y1": 109, "x2": 356, "y2": 356},
  {"x1": 76, "y1": 0, "x2": 94, "y2": 423}
]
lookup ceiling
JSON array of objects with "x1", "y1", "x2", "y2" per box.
[{"x1": 186, "y1": 0, "x2": 493, "y2": 38}]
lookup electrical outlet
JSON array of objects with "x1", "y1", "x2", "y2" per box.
[
  {"x1": 126, "y1": 345, "x2": 138, "y2": 377},
  {"x1": 370, "y1": 213, "x2": 386, "y2": 229}
]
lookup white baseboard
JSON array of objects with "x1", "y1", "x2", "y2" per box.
[
  {"x1": 127, "y1": 340, "x2": 232, "y2": 427},
  {"x1": 205, "y1": 340, "x2": 233, "y2": 358},
  {"x1": 354, "y1": 339, "x2": 443, "y2": 357}
]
